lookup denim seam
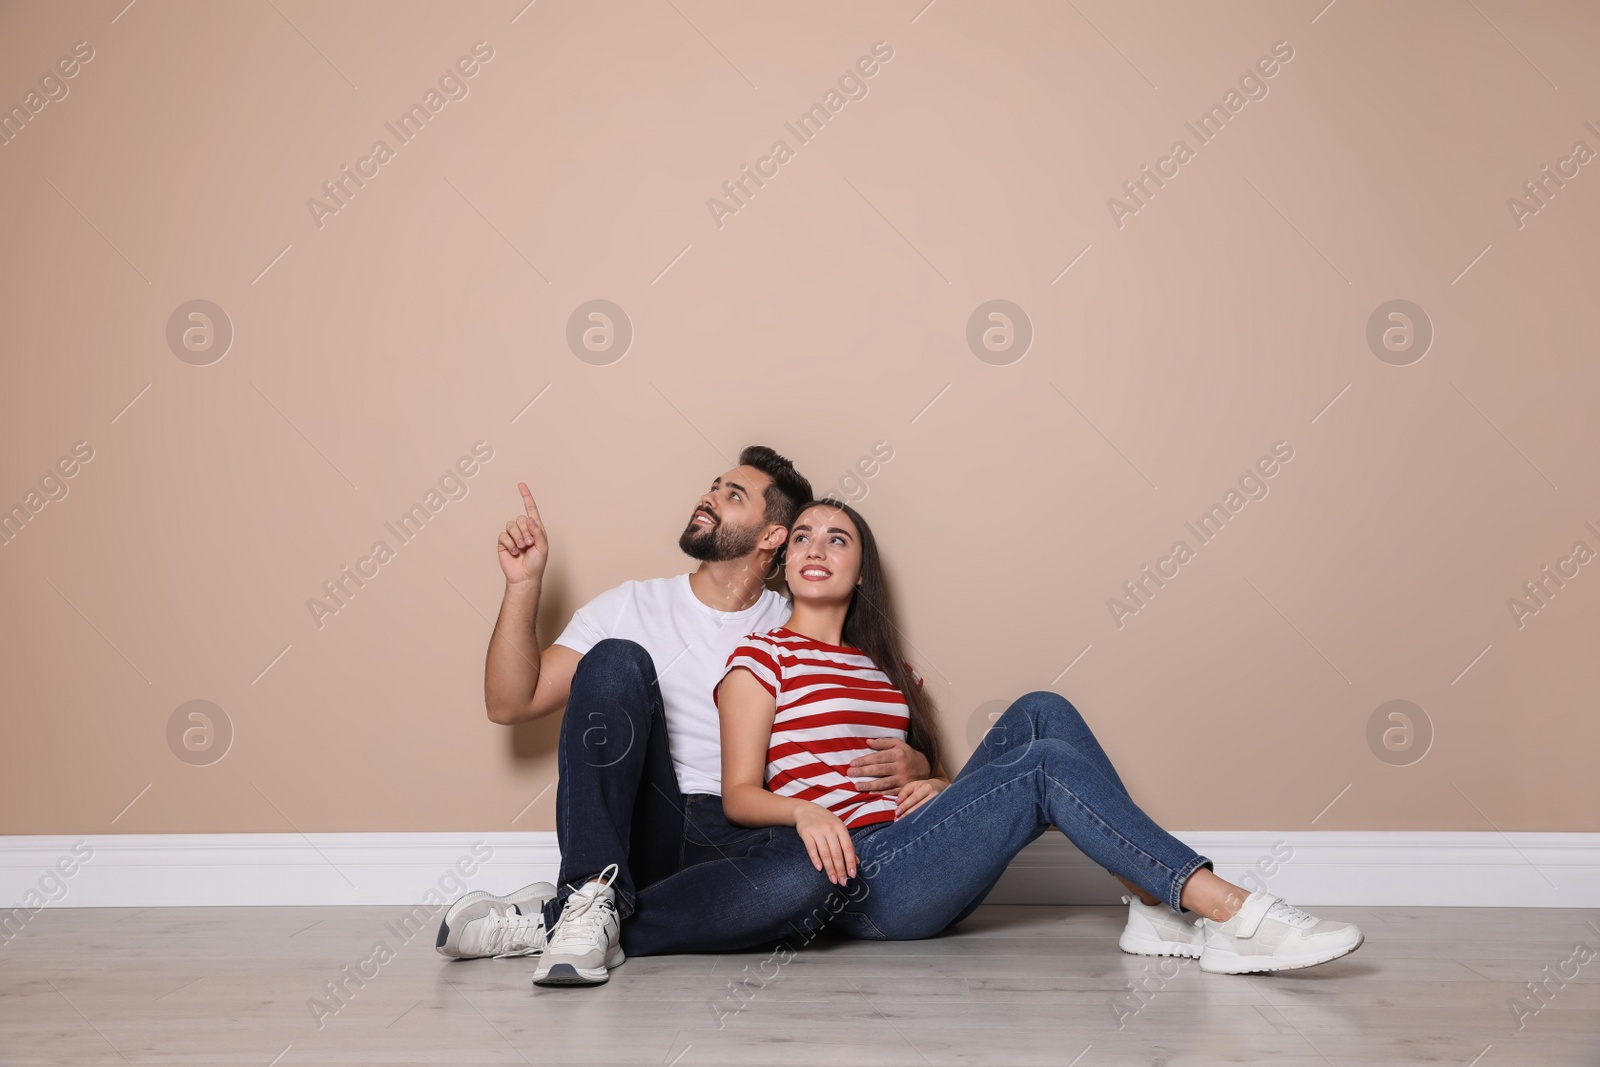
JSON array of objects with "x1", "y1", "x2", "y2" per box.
[
  {"x1": 1170, "y1": 854, "x2": 1213, "y2": 915},
  {"x1": 676, "y1": 797, "x2": 693, "y2": 873},
  {"x1": 862, "y1": 740, "x2": 1182, "y2": 904},
  {"x1": 833, "y1": 909, "x2": 889, "y2": 940},
  {"x1": 959, "y1": 700, "x2": 1186, "y2": 911},
  {"x1": 867, "y1": 745, "x2": 1176, "y2": 894},
  {"x1": 1039, "y1": 767, "x2": 1183, "y2": 900},
  {"x1": 1006, "y1": 736, "x2": 1182, "y2": 888}
]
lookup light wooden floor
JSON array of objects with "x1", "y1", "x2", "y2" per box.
[{"x1": 2, "y1": 904, "x2": 1597, "y2": 1065}]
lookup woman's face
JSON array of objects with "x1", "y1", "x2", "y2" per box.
[{"x1": 785, "y1": 504, "x2": 863, "y2": 606}]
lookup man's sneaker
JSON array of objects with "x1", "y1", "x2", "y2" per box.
[
  {"x1": 1198, "y1": 892, "x2": 1364, "y2": 974},
  {"x1": 435, "y1": 881, "x2": 557, "y2": 959},
  {"x1": 1117, "y1": 895, "x2": 1204, "y2": 958},
  {"x1": 532, "y1": 864, "x2": 624, "y2": 987}
]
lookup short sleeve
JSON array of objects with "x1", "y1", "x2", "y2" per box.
[
  {"x1": 716, "y1": 634, "x2": 781, "y2": 702},
  {"x1": 551, "y1": 583, "x2": 632, "y2": 656}
]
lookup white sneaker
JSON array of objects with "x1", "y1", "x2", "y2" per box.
[
  {"x1": 532, "y1": 864, "x2": 624, "y2": 987},
  {"x1": 1199, "y1": 892, "x2": 1364, "y2": 974},
  {"x1": 435, "y1": 881, "x2": 557, "y2": 959},
  {"x1": 1117, "y1": 895, "x2": 1204, "y2": 958}
]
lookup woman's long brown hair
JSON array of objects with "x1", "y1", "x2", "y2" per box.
[{"x1": 791, "y1": 499, "x2": 943, "y2": 775}]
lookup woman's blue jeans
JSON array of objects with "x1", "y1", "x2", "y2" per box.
[{"x1": 832, "y1": 691, "x2": 1213, "y2": 940}]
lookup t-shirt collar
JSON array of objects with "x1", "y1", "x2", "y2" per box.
[{"x1": 677, "y1": 572, "x2": 786, "y2": 620}]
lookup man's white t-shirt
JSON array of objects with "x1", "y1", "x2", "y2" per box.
[{"x1": 552, "y1": 574, "x2": 792, "y2": 796}]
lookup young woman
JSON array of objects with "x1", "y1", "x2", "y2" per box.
[{"x1": 715, "y1": 500, "x2": 1364, "y2": 973}]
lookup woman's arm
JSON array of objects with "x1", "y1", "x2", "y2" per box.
[
  {"x1": 718, "y1": 667, "x2": 807, "y2": 828},
  {"x1": 718, "y1": 667, "x2": 858, "y2": 884}
]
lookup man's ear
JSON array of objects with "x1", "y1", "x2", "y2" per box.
[{"x1": 762, "y1": 524, "x2": 788, "y2": 550}]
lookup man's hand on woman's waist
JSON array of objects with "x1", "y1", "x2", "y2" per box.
[{"x1": 847, "y1": 737, "x2": 931, "y2": 792}]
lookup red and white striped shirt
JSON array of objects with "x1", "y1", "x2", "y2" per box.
[{"x1": 718, "y1": 627, "x2": 912, "y2": 829}]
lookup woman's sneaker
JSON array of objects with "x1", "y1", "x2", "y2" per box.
[
  {"x1": 435, "y1": 881, "x2": 557, "y2": 959},
  {"x1": 1117, "y1": 895, "x2": 1205, "y2": 958},
  {"x1": 533, "y1": 864, "x2": 624, "y2": 987},
  {"x1": 1198, "y1": 892, "x2": 1364, "y2": 973}
]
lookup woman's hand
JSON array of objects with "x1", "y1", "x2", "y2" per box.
[
  {"x1": 895, "y1": 777, "x2": 948, "y2": 818},
  {"x1": 793, "y1": 803, "x2": 857, "y2": 886}
]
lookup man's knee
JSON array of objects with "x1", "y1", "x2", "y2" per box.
[
  {"x1": 571, "y1": 639, "x2": 657, "y2": 707},
  {"x1": 564, "y1": 640, "x2": 657, "y2": 765},
  {"x1": 576, "y1": 638, "x2": 654, "y2": 682}
]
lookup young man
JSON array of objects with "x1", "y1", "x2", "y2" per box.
[{"x1": 436, "y1": 446, "x2": 932, "y2": 986}]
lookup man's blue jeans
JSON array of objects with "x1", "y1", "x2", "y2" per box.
[
  {"x1": 547, "y1": 639, "x2": 835, "y2": 956},
  {"x1": 832, "y1": 691, "x2": 1213, "y2": 940}
]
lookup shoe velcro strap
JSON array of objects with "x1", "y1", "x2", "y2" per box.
[{"x1": 1234, "y1": 894, "x2": 1278, "y2": 939}]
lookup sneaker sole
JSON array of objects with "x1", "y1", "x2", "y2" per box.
[
  {"x1": 1118, "y1": 930, "x2": 1202, "y2": 959},
  {"x1": 533, "y1": 945, "x2": 626, "y2": 987},
  {"x1": 533, "y1": 962, "x2": 610, "y2": 986},
  {"x1": 436, "y1": 882, "x2": 558, "y2": 959},
  {"x1": 1198, "y1": 932, "x2": 1364, "y2": 974}
]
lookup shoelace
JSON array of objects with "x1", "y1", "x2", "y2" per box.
[
  {"x1": 547, "y1": 893, "x2": 617, "y2": 954},
  {"x1": 481, "y1": 910, "x2": 545, "y2": 958},
  {"x1": 547, "y1": 864, "x2": 620, "y2": 954},
  {"x1": 1264, "y1": 900, "x2": 1318, "y2": 929}
]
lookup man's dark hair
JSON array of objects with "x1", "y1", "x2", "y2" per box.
[{"x1": 739, "y1": 445, "x2": 812, "y2": 530}]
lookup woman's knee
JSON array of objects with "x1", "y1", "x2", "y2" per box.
[
  {"x1": 1003, "y1": 690, "x2": 1090, "y2": 740},
  {"x1": 1015, "y1": 737, "x2": 1091, "y2": 779}
]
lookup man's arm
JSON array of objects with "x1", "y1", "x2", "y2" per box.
[
  {"x1": 484, "y1": 483, "x2": 580, "y2": 725},
  {"x1": 484, "y1": 586, "x2": 581, "y2": 724}
]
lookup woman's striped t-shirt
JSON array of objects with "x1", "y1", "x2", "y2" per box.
[{"x1": 718, "y1": 627, "x2": 912, "y2": 829}]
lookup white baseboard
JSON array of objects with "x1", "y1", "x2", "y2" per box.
[
  {"x1": 985, "y1": 832, "x2": 1600, "y2": 908},
  {"x1": 2, "y1": 832, "x2": 1596, "y2": 911}
]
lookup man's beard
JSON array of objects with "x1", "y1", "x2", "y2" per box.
[{"x1": 678, "y1": 510, "x2": 763, "y2": 562}]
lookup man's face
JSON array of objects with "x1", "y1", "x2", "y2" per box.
[{"x1": 678, "y1": 464, "x2": 775, "y2": 562}]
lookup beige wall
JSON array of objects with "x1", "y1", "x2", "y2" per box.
[{"x1": 2, "y1": 1, "x2": 1596, "y2": 838}]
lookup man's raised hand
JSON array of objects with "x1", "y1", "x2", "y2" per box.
[{"x1": 498, "y1": 482, "x2": 550, "y2": 584}]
